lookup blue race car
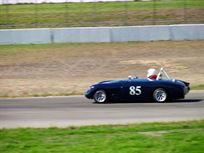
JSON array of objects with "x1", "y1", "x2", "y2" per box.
[{"x1": 85, "y1": 68, "x2": 190, "y2": 103}]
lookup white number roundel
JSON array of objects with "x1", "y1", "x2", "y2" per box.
[{"x1": 129, "y1": 86, "x2": 142, "y2": 95}]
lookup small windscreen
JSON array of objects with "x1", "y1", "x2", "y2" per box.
[{"x1": 156, "y1": 68, "x2": 171, "y2": 80}]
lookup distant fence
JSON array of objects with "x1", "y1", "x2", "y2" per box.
[
  {"x1": 0, "y1": 24, "x2": 203, "y2": 44},
  {"x1": 1, "y1": 0, "x2": 129, "y2": 4},
  {"x1": 0, "y1": 0, "x2": 203, "y2": 29}
]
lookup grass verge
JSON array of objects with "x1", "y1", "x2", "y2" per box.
[
  {"x1": 0, "y1": 120, "x2": 204, "y2": 153},
  {"x1": 0, "y1": 0, "x2": 203, "y2": 28},
  {"x1": 191, "y1": 84, "x2": 204, "y2": 90}
]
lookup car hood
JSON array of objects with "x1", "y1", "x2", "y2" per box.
[{"x1": 98, "y1": 80, "x2": 122, "y2": 84}]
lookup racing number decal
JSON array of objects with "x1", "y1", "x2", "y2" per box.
[{"x1": 129, "y1": 86, "x2": 142, "y2": 95}]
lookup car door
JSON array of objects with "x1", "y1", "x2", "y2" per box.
[{"x1": 122, "y1": 79, "x2": 149, "y2": 101}]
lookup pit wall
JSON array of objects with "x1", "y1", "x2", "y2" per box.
[{"x1": 0, "y1": 24, "x2": 203, "y2": 44}]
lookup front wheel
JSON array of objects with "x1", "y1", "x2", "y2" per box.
[
  {"x1": 153, "y1": 88, "x2": 167, "y2": 103},
  {"x1": 93, "y1": 90, "x2": 107, "y2": 103}
]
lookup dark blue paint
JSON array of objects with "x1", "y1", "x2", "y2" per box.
[{"x1": 84, "y1": 78, "x2": 190, "y2": 102}]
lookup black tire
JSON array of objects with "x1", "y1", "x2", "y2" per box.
[
  {"x1": 93, "y1": 90, "x2": 107, "y2": 103},
  {"x1": 153, "y1": 88, "x2": 167, "y2": 103}
]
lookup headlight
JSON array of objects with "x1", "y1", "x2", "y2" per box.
[{"x1": 86, "y1": 86, "x2": 94, "y2": 94}]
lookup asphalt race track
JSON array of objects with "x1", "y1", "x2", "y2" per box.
[{"x1": 0, "y1": 91, "x2": 204, "y2": 128}]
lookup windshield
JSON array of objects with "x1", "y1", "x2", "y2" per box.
[{"x1": 156, "y1": 68, "x2": 171, "y2": 80}]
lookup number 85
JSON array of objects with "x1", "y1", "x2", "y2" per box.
[{"x1": 129, "y1": 86, "x2": 142, "y2": 95}]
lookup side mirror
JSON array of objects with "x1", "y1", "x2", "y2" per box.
[{"x1": 128, "y1": 75, "x2": 133, "y2": 79}]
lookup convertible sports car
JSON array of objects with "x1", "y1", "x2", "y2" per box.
[{"x1": 85, "y1": 68, "x2": 190, "y2": 103}]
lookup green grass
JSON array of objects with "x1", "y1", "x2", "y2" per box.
[
  {"x1": 0, "y1": 0, "x2": 203, "y2": 28},
  {"x1": 1, "y1": 0, "x2": 203, "y2": 13},
  {"x1": 191, "y1": 84, "x2": 204, "y2": 90},
  {"x1": 0, "y1": 120, "x2": 204, "y2": 153}
]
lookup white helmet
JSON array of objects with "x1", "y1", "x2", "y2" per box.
[{"x1": 147, "y1": 68, "x2": 157, "y2": 79}]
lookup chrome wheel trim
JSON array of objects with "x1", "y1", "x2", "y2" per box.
[
  {"x1": 94, "y1": 90, "x2": 106, "y2": 103},
  {"x1": 153, "y1": 88, "x2": 167, "y2": 102}
]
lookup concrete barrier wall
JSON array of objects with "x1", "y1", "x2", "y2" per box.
[
  {"x1": 0, "y1": 24, "x2": 203, "y2": 45},
  {"x1": 0, "y1": 28, "x2": 52, "y2": 44},
  {"x1": 169, "y1": 24, "x2": 204, "y2": 40},
  {"x1": 110, "y1": 25, "x2": 171, "y2": 42},
  {"x1": 52, "y1": 27, "x2": 111, "y2": 43}
]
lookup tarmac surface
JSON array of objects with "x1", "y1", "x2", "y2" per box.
[{"x1": 0, "y1": 91, "x2": 203, "y2": 128}]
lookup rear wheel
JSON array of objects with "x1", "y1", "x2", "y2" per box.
[
  {"x1": 93, "y1": 90, "x2": 107, "y2": 103},
  {"x1": 153, "y1": 88, "x2": 167, "y2": 103}
]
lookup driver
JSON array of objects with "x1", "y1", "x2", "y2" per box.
[{"x1": 147, "y1": 68, "x2": 157, "y2": 80}]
